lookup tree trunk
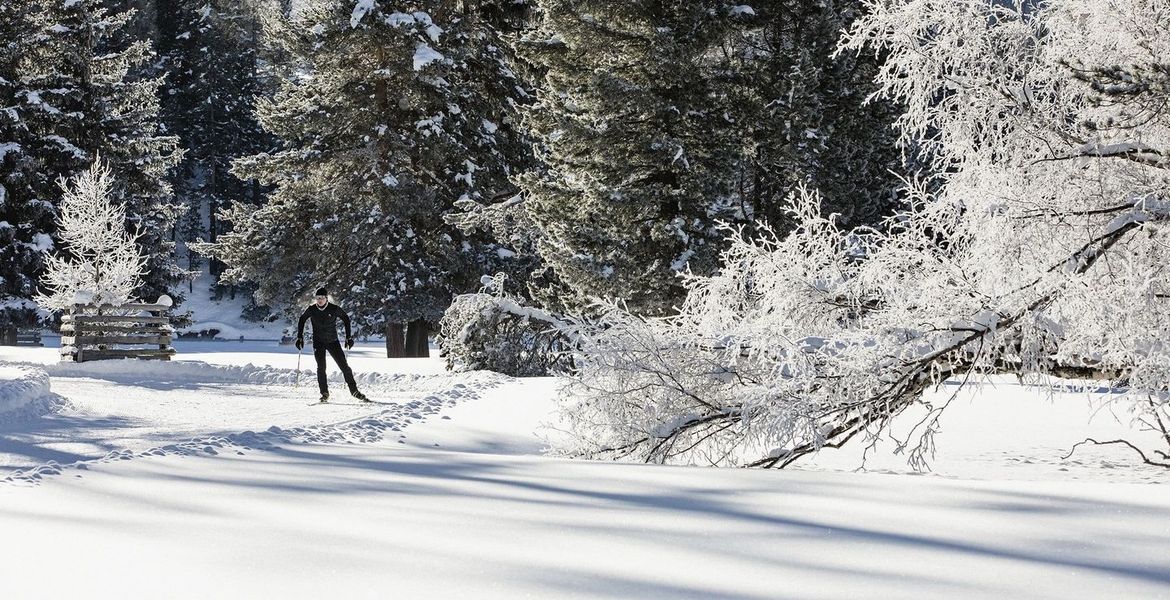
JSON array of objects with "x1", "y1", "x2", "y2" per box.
[
  {"x1": 385, "y1": 322, "x2": 406, "y2": 358},
  {"x1": 0, "y1": 326, "x2": 16, "y2": 346},
  {"x1": 406, "y1": 319, "x2": 430, "y2": 358},
  {"x1": 405, "y1": 320, "x2": 421, "y2": 357}
]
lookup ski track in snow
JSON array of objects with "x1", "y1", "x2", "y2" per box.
[{"x1": 0, "y1": 359, "x2": 511, "y2": 486}]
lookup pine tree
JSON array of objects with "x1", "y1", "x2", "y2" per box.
[
  {"x1": 12, "y1": 0, "x2": 181, "y2": 307},
  {"x1": 517, "y1": 0, "x2": 903, "y2": 315},
  {"x1": 207, "y1": 0, "x2": 534, "y2": 356},
  {"x1": 0, "y1": 3, "x2": 50, "y2": 340},
  {"x1": 517, "y1": 0, "x2": 742, "y2": 316},
  {"x1": 156, "y1": 0, "x2": 268, "y2": 299},
  {"x1": 719, "y1": 1, "x2": 903, "y2": 230}
]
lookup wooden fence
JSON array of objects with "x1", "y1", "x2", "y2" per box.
[
  {"x1": 16, "y1": 329, "x2": 42, "y2": 346},
  {"x1": 60, "y1": 302, "x2": 175, "y2": 362},
  {"x1": 0, "y1": 328, "x2": 41, "y2": 346}
]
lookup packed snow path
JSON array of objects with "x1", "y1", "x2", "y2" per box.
[
  {"x1": 0, "y1": 342, "x2": 1168, "y2": 598},
  {"x1": 0, "y1": 349, "x2": 507, "y2": 480}
]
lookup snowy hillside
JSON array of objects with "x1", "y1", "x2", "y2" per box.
[
  {"x1": 173, "y1": 272, "x2": 288, "y2": 340},
  {"x1": 1, "y1": 342, "x2": 1168, "y2": 599}
]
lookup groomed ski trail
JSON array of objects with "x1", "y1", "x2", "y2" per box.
[{"x1": 0, "y1": 359, "x2": 511, "y2": 484}]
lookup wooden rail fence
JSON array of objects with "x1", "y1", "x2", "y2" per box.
[{"x1": 60, "y1": 302, "x2": 175, "y2": 362}]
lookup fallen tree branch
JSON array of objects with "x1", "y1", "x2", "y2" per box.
[{"x1": 1061, "y1": 437, "x2": 1170, "y2": 468}]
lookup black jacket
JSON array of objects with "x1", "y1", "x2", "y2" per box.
[{"x1": 297, "y1": 303, "x2": 352, "y2": 345}]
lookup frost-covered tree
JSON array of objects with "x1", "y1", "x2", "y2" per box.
[
  {"x1": 37, "y1": 160, "x2": 146, "y2": 311},
  {"x1": 206, "y1": 0, "x2": 533, "y2": 356},
  {"x1": 556, "y1": 0, "x2": 1170, "y2": 469},
  {"x1": 11, "y1": 0, "x2": 181, "y2": 305},
  {"x1": 438, "y1": 273, "x2": 574, "y2": 376},
  {"x1": 156, "y1": 0, "x2": 268, "y2": 299}
]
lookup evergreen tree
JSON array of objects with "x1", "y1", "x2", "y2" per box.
[
  {"x1": 517, "y1": 0, "x2": 903, "y2": 315},
  {"x1": 0, "y1": 3, "x2": 49, "y2": 338},
  {"x1": 155, "y1": 0, "x2": 268, "y2": 299},
  {"x1": 207, "y1": 0, "x2": 534, "y2": 356},
  {"x1": 11, "y1": 0, "x2": 181, "y2": 307},
  {"x1": 719, "y1": 1, "x2": 903, "y2": 230},
  {"x1": 517, "y1": 0, "x2": 741, "y2": 316}
]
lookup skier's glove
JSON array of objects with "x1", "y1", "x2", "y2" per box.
[
  {"x1": 345, "y1": 338, "x2": 354, "y2": 350},
  {"x1": 295, "y1": 338, "x2": 304, "y2": 350}
]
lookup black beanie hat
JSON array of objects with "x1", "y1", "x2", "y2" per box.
[{"x1": 315, "y1": 287, "x2": 328, "y2": 297}]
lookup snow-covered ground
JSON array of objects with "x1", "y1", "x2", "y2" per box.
[
  {"x1": 0, "y1": 341, "x2": 1168, "y2": 599},
  {"x1": 171, "y1": 272, "x2": 288, "y2": 340}
]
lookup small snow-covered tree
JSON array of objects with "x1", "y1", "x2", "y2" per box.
[
  {"x1": 37, "y1": 160, "x2": 146, "y2": 311},
  {"x1": 556, "y1": 0, "x2": 1170, "y2": 468}
]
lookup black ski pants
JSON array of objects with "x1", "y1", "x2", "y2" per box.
[{"x1": 314, "y1": 340, "x2": 357, "y2": 396}]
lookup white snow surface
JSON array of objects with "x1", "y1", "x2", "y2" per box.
[
  {"x1": 413, "y1": 43, "x2": 444, "y2": 70},
  {"x1": 0, "y1": 342, "x2": 1168, "y2": 598},
  {"x1": 350, "y1": 0, "x2": 375, "y2": 28},
  {"x1": 176, "y1": 272, "x2": 286, "y2": 339},
  {"x1": 0, "y1": 142, "x2": 20, "y2": 161}
]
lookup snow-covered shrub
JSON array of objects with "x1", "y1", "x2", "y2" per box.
[
  {"x1": 555, "y1": 0, "x2": 1170, "y2": 468},
  {"x1": 439, "y1": 278, "x2": 573, "y2": 377},
  {"x1": 36, "y1": 160, "x2": 146, "y2": 311}
]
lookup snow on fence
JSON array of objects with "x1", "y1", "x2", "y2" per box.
[
  {"x1": 15, "y1": 330, "x2": 42, "y2": 346},
  {"x1": 60, "y1": 302, "x2": 175, "y2": 362}
]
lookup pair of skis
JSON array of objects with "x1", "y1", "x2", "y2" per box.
[{"x1": 307, "y1": 398, "x2": 385, "y2": 406}]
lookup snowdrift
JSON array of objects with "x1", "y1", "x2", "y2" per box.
[{"x1": 0, "y1": 364, "x2": 63, "y2": 425}]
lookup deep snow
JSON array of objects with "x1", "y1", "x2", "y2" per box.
[{"x1": 0, "y1": 341, "x2": 1168, "y2": 599}]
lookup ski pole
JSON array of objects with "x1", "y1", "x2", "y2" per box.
[{"x1": 295, "y1": 345, "x2": 302, "y2": 387}]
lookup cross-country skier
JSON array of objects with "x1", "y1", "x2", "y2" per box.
[{"x1": 295, "y1": 287, "x2": 368, "y2": 403}]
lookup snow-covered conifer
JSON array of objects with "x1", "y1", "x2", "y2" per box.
[
  {"x1": 516, "y1": 1, "x2": 741, "y2": 315},
  {"x1": 207, "y1": 0, "x2": 533, "y2": 355},
  {"x1": 517, "y1": 0, "x2": 904, "y2": 315},
  {"x1": 0, "y1": 4, "x2": 52, "y2": 337},
  {"x1": 719, "y1": 0, "x2": 904, "y2": 230},
  {"x1": 11, "y1": 0, "x2": 181, "y2": 305},
  {"x1": 156, "y1": 0, "x2": 268, "y2": 299}
]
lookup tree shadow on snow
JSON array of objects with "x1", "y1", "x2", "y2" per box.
[
  {"x1": 0, "y1": 405, "x2": 148, "y2": 472},
  {"x1": 138, "y1": 444, "x2": 1170, "y2": 596}
]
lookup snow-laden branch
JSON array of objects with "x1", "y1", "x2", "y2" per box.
[
  {"x1": 553, "y1": 0, "x2": 1170, "y2": 469},
  {"x1": 439, "y1": 275, "x2": 575, "y2": 377}
]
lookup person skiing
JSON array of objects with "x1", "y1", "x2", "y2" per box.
[{"x1": 295, "y1": 287, "x2": 368, "y2": 403}]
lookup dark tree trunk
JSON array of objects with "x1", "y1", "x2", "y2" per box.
[
  {"x1": 406, "y1": 319, "x2": 429, "y2": 358},
  {"x1": 0, "y1": 326, "x2": 15, "y2": 346},
  {"x1": 385, "y1": 322, "x2": 406, "y2": 358}
]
